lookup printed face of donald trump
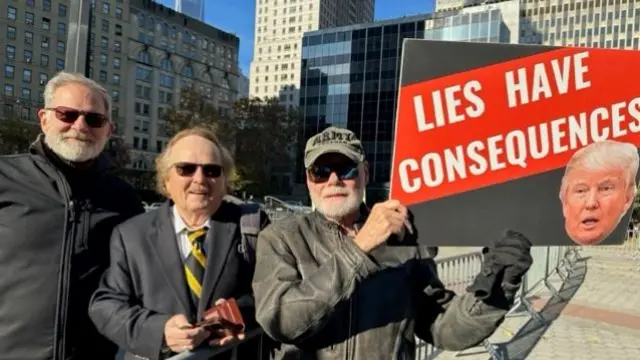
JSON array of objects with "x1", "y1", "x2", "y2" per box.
[{"x1": 561, "y1": 166, "x2": 635, "y2": 246}]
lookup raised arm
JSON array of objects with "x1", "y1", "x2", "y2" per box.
[{"x1": 413, "y1": 231, "x2": 532, "y2": 351}]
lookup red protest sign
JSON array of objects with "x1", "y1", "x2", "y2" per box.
[{"x1": 390, "y1": 40, "x2": 640, "y2": 247}]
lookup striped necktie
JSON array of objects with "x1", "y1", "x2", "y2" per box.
[{"x1": 184, "y1": 228, "x2": 207, "y2": 309}]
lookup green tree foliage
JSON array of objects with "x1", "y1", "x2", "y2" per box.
[
  {"x1": 0, "y1": 117, "x2": 41, "y2": 155},
  {"x1": 162, "y1": 88, "x2": 301, "y2": 195},
  {"x1": 233, "y1": 97, "x2": 301, "y2": 195},
  {"x1": 162, "y1": 85, "x2": 237, "y2": 142}
]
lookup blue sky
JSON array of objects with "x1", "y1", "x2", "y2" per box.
[{"x1": 202, "y1": 0, "x2": 436, "y2": 75}]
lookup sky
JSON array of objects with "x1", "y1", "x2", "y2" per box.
[{"x1": 202, "y1": 0, "x2": 436, "y2": 75}]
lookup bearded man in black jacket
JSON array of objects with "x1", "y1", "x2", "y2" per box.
[{"x1": 0, "y1": 71, "x2": 145, "y2": 360}]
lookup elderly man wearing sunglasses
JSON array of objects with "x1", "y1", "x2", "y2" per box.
[
  {"x1": 251, "y1": 126, "x2": 533, "y2": 360},
  {"x1": 0, "y1": 71, "x2": 145, "y2": 360},
  {"x1": 89, "y1": 127, "x2": 271, "y2": 360}
]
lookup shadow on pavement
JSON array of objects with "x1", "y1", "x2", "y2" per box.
[{"x1": 489, "y1": 255, "x2": 589, "y2": 360}]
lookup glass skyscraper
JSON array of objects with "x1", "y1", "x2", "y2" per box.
[
  {"x1": 175, "y1": 0, "x2": 205, "y2": 22},
  {"x1": 298, "y1": 9, "x2": 512, "y2": 202}
]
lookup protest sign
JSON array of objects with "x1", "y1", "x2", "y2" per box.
[{"x1": 390, "y1": 40, "x2": 640, "y2": 246}]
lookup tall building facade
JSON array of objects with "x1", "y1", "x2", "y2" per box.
[
  {"x1": 249, "y1": 0, "x2": 375, "y2": 109},
  {"x1": 518, "y1": 0, "x2": 640, "y2": 50},
  {"x1": 126, "y1": 0, "x2": 239, "y2": 170},
  {"x1": 1, "y1": 0, "x2": 70, "y2": 122},
  {"x1": 175, "y1": 0, "x2": 205, "y2": 22},
  {"x1": 297, "y1": 9, "x2": 514, "y2": 201},
  {"x1": 1, "y1": 0, "x2": 239, "y2": 175}
]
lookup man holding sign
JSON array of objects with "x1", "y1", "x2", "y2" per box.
[{"x1": 252, "y1": 126, "x2": 533, "y2": 359}]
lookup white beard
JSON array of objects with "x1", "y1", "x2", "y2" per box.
[
  {"x1": 44, "y1": 130, "x2": 107, "y2": 162},
  {"x1": 312, "y1": 186, "x2": 364, "y2": 220}
]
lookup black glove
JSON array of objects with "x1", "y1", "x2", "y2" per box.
[{"x1": 468, "y1": 230, "x2": 533, "y2": 301}]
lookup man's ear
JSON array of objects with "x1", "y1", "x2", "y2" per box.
[{"x1": 362, "y1": 161, "x2": 369, "y2": 185}]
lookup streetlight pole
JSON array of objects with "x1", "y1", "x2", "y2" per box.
[{"x1": 64, "y1": 0, "x2": 92, "y2": 76}]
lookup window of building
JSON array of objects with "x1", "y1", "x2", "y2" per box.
[
  {"x1": 8, "y1": 7, "x2": 17, "y2": 21},
  {"x1": 4, "y1": 65, "x2": 15, "y2": 79},
  {"x1": 25, "y1": 12, "x2": 35, "y2": 25},
  {"x1": 23, "y1": 69, "x2": 32, "y2": 83},
  {"x1": 42, "y1": 17, "x2": 51, "y2": 30},
  {"x1": 40, "y1": 54, "x2": 49, "y2": 67},
  {"x1": 7, "y1": 26, "x2": 17, "y2": 39},
  {"x1": 5, "y1": 45, "x2": 15, "y2": 60},
  {"x1": 58, "y1": 4, "x2": 67, "y2": 17}
]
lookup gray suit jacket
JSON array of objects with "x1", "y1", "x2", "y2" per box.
[{"x1": 89, "y1": 200, "x2": 268, "y2": 360}]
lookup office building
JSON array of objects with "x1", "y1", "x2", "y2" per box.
[
  {"x1": 1, "y1": 0, "x2": 239, "y2": 174},
  {"x1": 249, "y1": 0, "x2": 375, "y2": 109},
  {"x1": 238, "y1": 72, "x2": 250, "y2": 98},
  {"x1": 1, "y1": 0, "x2": 72, "y2": 122},
  {"x1": 297, "y1": 9, "x2": 513, "y2": 200},
  {"x1": 126, "y1": 0, "x2": 239, "y2": 170},
  {"x1": 518, "y1": 0, "x2": 640, "y2": 50},
  {"x1": 436, "y1": 0, "x2": 640, "y2": 50},
  {"x1": 175, "y1": 0, "x2": 205, "y2": 22}
]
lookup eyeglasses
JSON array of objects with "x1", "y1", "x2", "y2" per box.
[
  {"x1": 308, "y1": 163, "x2": 359, "y2": 183},
  {"x1": 45, "y1": 106, "x2": 109, "y2": 128},
  {"x1": 173, "y1": 162, "x2": 223, "y2": 178}
]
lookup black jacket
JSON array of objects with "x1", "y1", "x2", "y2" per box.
[{"x1": 0, "y1": 135, "x2": 145, "y2": 360}]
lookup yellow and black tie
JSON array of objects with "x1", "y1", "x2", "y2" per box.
[{"x1": 184, "y1": 228, "x2": 207, "y2": 308}]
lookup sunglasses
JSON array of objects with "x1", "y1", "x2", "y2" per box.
[
  {"x1": 173, "y1": 162, "x2": 223, "y2": 178},
  {"x1": 45, "y1": 106, "x2": 109, "y2": 128},
  {"x1": 308, "y1": 163, "x2": 359, "y2": 183}
]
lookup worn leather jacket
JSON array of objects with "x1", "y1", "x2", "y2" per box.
[{"x1": 252, "y1": 206, "x2": 512, "y2": 360}]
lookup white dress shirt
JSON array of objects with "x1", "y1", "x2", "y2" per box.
[{"x1": 172, "y1": 205, "x2": 212, "y2": 260}]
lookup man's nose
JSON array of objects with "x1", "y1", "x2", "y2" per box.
[
  {"x1": 192, "y1": 167, "x2": 206, "y2": 182},
  {"x1": 326, "y1": 171, "x2": 341, "y2": 185},
  {"x1": 70, "y1": 114, "x2": 90, "y2": 132},
  {"x1": 585, "y1": 189, "x2": 599, "y2": 209}
]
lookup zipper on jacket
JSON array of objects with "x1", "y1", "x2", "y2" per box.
[
  {"x1": 53, "y1": 171, "x2": 75, "y2": 360},
  {"x1": 337, "y1": 229, "x2": 357, "y2": 360},
  {"x1": 77, "y1": 199, "x2": 91, "y2": 251}
]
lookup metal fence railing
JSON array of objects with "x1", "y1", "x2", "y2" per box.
[{"x1": 167, "y1": 203, "x2": 580, "y2": 360}]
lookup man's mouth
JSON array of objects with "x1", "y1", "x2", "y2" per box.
[
  {"x1": 581, "y1": 216, "x2": 599, "y2": 227},
  {"x1": 189, "y1": 191, "x2": 209, "y2": 195}
]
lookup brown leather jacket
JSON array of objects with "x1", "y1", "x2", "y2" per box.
[{"x1": 252, "y1": 206, "x2": 510, "y2": 360}]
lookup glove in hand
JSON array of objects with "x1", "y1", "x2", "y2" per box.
[
  {"x1": 468, "y1": 230, "x2": 533, "y2": 300},
  {"x1": 485, "y1": 229, "x2": 533, "y2": 285}
]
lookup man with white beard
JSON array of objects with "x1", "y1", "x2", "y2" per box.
[
  {"x1": 0, "y1": 71, "x2": 145, "y2": 360},
  {"x1": 252, "y1": 126, "x2": 533, "y2": 360}
]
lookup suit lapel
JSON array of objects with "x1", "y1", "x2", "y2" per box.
[
  {"x1": 148, "y1": 202, "x2": 194, "y2": 317},
  {"x1": 198, "y1": 202, "x2": 239, "y2": 318}
]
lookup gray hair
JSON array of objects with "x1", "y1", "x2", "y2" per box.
[
  {"x1": 559, "y1": 140, "x2": 639, "y2": 200},
  {"x1": 43, "y1": 71, "x2": 112, "y2": 120}
]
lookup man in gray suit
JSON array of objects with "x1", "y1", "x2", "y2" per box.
[{"x1": 89, "y1": 127, "x2": 270, "y2": 360}]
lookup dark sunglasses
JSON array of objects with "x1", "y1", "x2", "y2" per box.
[
  {"x1": 308, "y1": 163, "x2": 359, "y2": 183},
  {"x1": 45, "y1": 106, "x2": 109, "y2": 128},
  {"x1": 173, "y1": 162, "x2": 223, "y2": 178}
]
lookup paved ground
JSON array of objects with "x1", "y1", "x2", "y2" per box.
[{"x1": 429, "y1": 245, "x2": 640, "y2": 360}]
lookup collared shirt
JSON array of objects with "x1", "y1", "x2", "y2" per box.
[{"x1": 172, "y1": 205, "x2": 212, "y2": 260}]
